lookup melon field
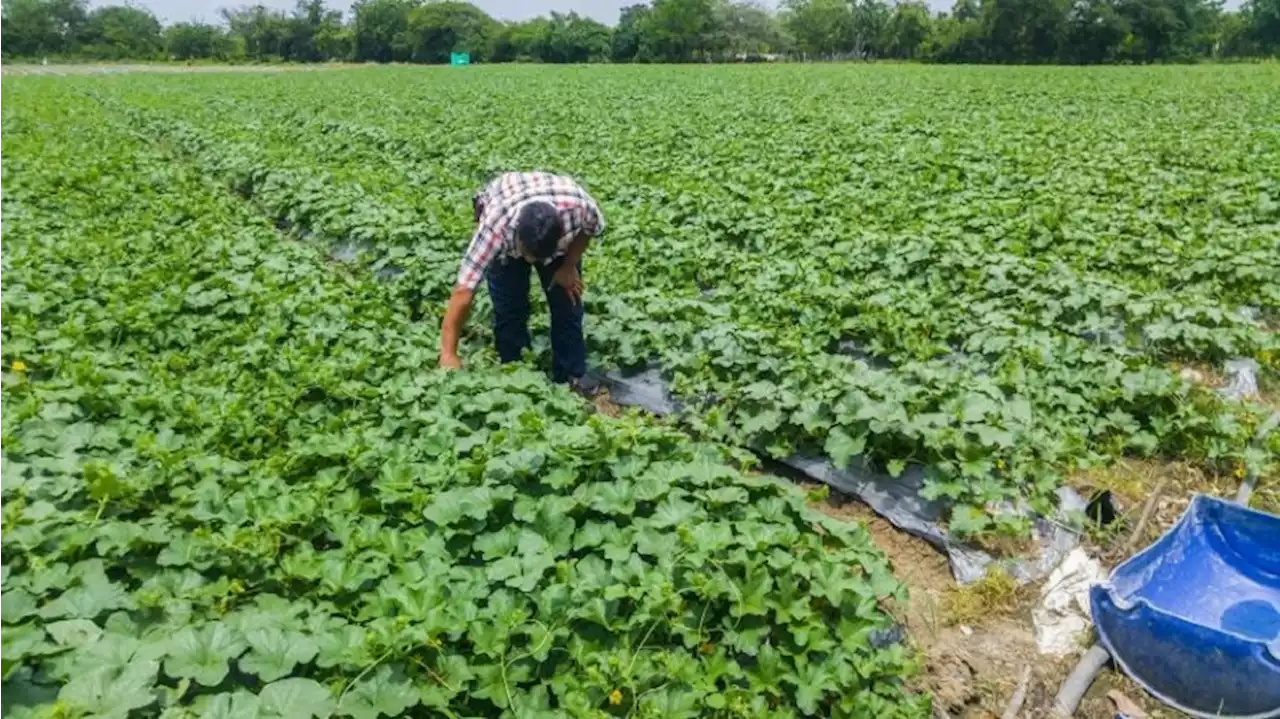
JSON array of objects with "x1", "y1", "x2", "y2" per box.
[{"x1": 2, "y1": 65, "x2": 1278, "y2": 718}]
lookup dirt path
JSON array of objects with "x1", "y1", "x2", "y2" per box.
[{"x1": 806, "y1": 489, "x2": 1051, "y2": 717}]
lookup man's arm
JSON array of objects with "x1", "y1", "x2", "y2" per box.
[
  {"x1": 551, "y1": 234, "x2": 590, "y2": 305},
  {"x1": 439, "y1": 286, "x2": 475, "y2": 369},
  {"x1": 549, "y1": 198, "x2": 602, "y2": 304},
  {"x1": 441, "y1": 206, "x2": 504, "y2": 368},
  {"x1": 563, "y1": 232, "x2": 591, "y2": 266}
]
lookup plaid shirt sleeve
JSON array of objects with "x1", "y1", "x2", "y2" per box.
[
  {"x1": 456, "y1": 207, "x2": 510, "y2": 291},
  {"x1": 580, "y1": 194, "x2": 605, "y2": 237}
]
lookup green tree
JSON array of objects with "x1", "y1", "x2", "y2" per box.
[
  {"x1": 783, "y1": 0, "x2": 853, "y2": 56},
  {"x1": 1, "y1": 0, "x2": 87, "y2": 56},
  {"x1": 713, "y1": 0, "x2": 789, "y2": 57},
  {"x1": 885, "y1": 0, "x2": 932, "y2": 57},
  {"x1": 314, "y1": 17, "x2": 354, "y2": 59},
  {"x1": 850, "y1": 0, "x2": 892, "y2": 57},
  {"x1": 165, "y1": 21, "x2": 231, "y2": 59},
  {"x1": 2, "y1": 0, "x2": 57, "y2": 56},
  {"x1": 540, "y1": 11, "x2": 611, "y2": 62},
  {"x1": 644, "y1": 0, "x2": 718, "y2": 60},
  {"x1": 279, "y1": 0, "x2": 347, "y2": 61},
  {"x1": 925, "y1": 14, "x2": 982, "y2": 59},
  {"x1": 489, "y1": 12, "x2": 611, "y2": 63},
  {"x1": 1249, "y1": 0, "x2": 1280, "y2": 50},
  {"x1": 1214, "y1": 5, "x2": 1257, "y2": 53},
  {"x1": 352, "y1": 0, "x2": 416, "y2": 62},
  {"x1": 612, "y1": 3, "x2": 652, "y2": 60},
  {"x1": 489, "y1": 17, "x2": 547, "y2": 61},
  {"x1": 78, "y1": 4, "x2": 162, "y2": 58},
  {"x1": 980, "y1": 0, "x2": 1070, "y2": 62},
  {"x1": 1062, "y1": 0, "x2": 1129, "y2": 62},
  {"x1": 952, "y1": 0, "x2": 980, "y2": 21},
  {"x1": 1116, "y1": 0, "x2": 1184, "y2": 60},
  {"x1": 400, "y1": 1, "x2": 495, "y2": 63},
  {"x1": 922, "y1": 0, "x2": 985, "y2": 60},
  {"x1": 1114, "y1": 0, "x2": 1217, "y2": 61},
  {"x1": 221, "y1": 4, "x2": 289, "y2": 60}
]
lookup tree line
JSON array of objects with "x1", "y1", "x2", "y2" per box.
[{"x1": 2, "y1": 0, "x2": 1277, "y2": 64}]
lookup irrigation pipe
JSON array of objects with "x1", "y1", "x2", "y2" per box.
[
  {"x1": 1052, "y1": 410, "x2": 1280, "y2": 717},
  {"x1": 1051, "y1": 643, "x2": 1111, "y2": 718}
]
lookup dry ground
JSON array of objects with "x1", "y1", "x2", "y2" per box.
[{"x1": 803, "y1": 456, "x2": 1253, "y2": 719}]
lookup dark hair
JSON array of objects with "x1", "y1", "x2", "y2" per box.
[{"x1": 514, "y1": 202, "x2": 561, "y2": 260}]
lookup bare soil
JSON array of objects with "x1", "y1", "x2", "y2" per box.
[
  {"x1": 591, "y1": 390, "x2": 624, "y2": 417},
  {"x1": 804, "y1": 486, "x2": 1052, "y2": 717},
  {"x1": 801, "y1": 475, "x2": 1218, "y2": 719}
]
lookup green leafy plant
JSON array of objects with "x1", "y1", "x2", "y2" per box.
[
  {"x1": 81, "y1": 63, "x2": 1278, "y2": 536},
  {"x1": 2, "y1": 78, "x2": 928, "y2": 718}
]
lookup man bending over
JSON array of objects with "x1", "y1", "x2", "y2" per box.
[{"x1": 439, "y1": 171, "x2": 605, "y2": 389}]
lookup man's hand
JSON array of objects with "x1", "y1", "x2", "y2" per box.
[
  {"x1": 551, "y1": 264, "x2": 584, "y2": 305},
  {"x1": 440, "y1": 286, "x2": 475, "y2": 371}
]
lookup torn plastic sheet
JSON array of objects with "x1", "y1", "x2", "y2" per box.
[
  {"x1": 1220, "y1": 358, "x2": 1260, "y2": 402},
  {"x1": 779, "y1": 454, "x2": 1085, "y2": 585},
  {"x1": 831, "y1": 339, "x2": 895, "y2": 370},
  {"x1": 1080, "y1": 308, "x2": 1263, "y2": 403},
  {"x1": 1032, "y1": 548, "x2": 1107, "y2": 656},
  {"x1": 325, "y1": 240, "x2": 406, "y2": 283},
  {"x1": 374, "y1": 264, "x2": 406, "y2": 281},
  {"x1": 1080, "y1": 323, "x2": 1128, "y2": 348},
  {"x1": 1235, "y1": 305, "x2": 1261, "y2": 323},
  {"x1": 329, "y1": 240, "x2": 372, "y2": 264},
  {"x1": 601, "y1": 364, "x2": 1085, "y2": 585},
  {"x1": 601, "y1": 365, "x2": 683, "y2": 416}
]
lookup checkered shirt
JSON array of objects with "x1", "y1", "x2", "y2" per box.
[{"x1": 456, "y1": 172, "x2": 605, "y2": 291}]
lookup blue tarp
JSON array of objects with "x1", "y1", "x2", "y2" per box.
[{"x1": 1091, "y1": 495, "x2": 1280, "y2": 718}]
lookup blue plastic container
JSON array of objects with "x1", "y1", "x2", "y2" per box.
[{"x1": 1090, "y1": 494, "x2": 1280, "y2": 718}]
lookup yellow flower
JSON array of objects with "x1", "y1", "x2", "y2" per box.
[
  {"x1": 608, "y1": 689, "x2": 623, "y2": 706},
  {"x1": 11, "y1": 360, "x2": 26, "y2": 372}
]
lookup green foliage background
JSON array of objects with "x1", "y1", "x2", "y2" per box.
[
  {"x1": 2, "y1": 0, "x2": 1278, "y2": 64},
  {"x1": 0, "y1": 69, "x2": 943, "y2": 719}
]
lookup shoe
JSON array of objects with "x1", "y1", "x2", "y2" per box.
[{"x1": 568, "y1": 372, "x2": 604, "y2": 399}]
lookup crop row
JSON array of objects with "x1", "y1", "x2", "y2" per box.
[
  {"x1": 2, "y1": 82, "x2": 926, "y2": 718},
  {"x1": 107, "y1": 69, "x2": 1280, "y2": 534}
]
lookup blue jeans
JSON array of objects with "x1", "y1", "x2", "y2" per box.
[{"x1": 486, "y1": 255, "x2": 585, "y2": 383}]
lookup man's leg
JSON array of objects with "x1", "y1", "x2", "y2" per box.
[
  {"x1": 487, "y1": 257, "x2": 531, "y2": 363},
  {"x1": 536, "y1": 257, "x2": 586, "y2": 383}
]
